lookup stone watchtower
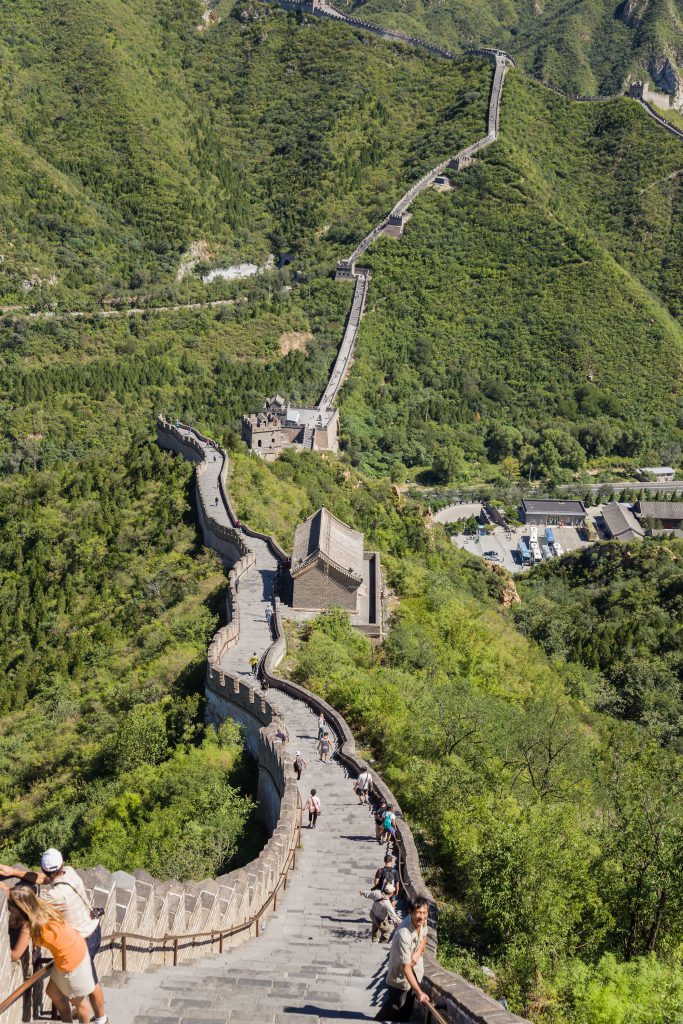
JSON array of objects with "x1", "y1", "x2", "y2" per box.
[
  {"x1": 335, "y1": 260, "x2": 356, "y2": 282},
  {"x1": 242, "y1": 411, "x2": 282, "y2": 461}
]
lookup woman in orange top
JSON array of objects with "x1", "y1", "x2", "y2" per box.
[{"x1": 8, "y1": 887, "x2": 96, "y2": 1023}]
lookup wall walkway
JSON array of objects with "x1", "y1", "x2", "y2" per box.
[{"x1": 145, "y1": 418, "x2": 531, "y2": 1024}]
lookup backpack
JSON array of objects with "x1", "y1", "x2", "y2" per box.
[
  {"x1": 383, "y1": 812, "x2": 396, "y2": 831},
  {"x1": 294, "y1": 756, "x2": 304, "y2": 771}
]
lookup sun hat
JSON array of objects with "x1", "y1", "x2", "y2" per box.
[{"x1": 40, "y1": 848, "x2": 64, "y2": 873}]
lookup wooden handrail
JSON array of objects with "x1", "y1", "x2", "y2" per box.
[
  {"x1": 0, "y1": 812, "x2": 302, "y2": 1016},
  {"x1": 0, "y1": 963, "x2": 51, "y2": 1018}
]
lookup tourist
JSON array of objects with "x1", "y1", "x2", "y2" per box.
[
  {"x1": 354, "y1": 766, "x2": 372, "y2": 804},
  {"x1": 293, "y1": 751, "x2": 306, "y2": 781},
  {"x1": 214, "y1": 496, "x2": 219, "y2": 506},
  {"x1": 373, "y1": 854, "x2": 400, "y2": 903},
  {"x1": 0, "y1": 849, "x2": 107, "y2": 1024},
  {"x1": 382, "y1": 805, "x2": 397, "y2": 845},
  {"x1": 8, "y1": 887, "x2": 98, "y2": 1024},
  {"x1": 374, "y1": 897, "x2": 430, "y2": 1021},
  {"x1": 317, "y1": 731, "x2": 331, "y2": 764},
  {"x1": 305, "y1": 789, "x2": 321, "y2": 829},
  {"x1": 317, "y1": 713, "x2": 325, "y2": 741},
  {"x1": 360, "y1": 882, "x2": 400, "y2": 943},
  {"x1": 249, "y1": 652, "x2": 259, "y2": 676},
  {"x1": 373, "y1": 798, "x2": 389, "y2": 844},
  {"x1": 275, "y1": 725, "x2": 288, "y2": 744}
]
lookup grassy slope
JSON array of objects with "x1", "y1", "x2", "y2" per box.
[
  {"x1": 0, "y1": 0, "x2": 489, "y2": 306},
  {"x1": 335, "y1": 0, "x2": 683, "y2": 100},
  {"x1": 340, "y1": 72, "x2": 683, "y2": 472}
]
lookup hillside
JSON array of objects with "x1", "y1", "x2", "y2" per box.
[
  {"x1": 341, "y1": 72, "x2": 683, "y2": 479},
  {"x1": 335, "y1": 0, "x2": 683, "y2": 107},
  {"x1": 238, "y1": 450, "x2": 683, "y2": 1023},
  {"x1": 514, "y1": 539, "x2": 683, "y2": 745},
  {"x1": 0, "y1": 0, "x2": 489, "y2": 308}
]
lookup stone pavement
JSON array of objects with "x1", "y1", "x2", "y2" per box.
[
  {"x1": 103, "y1": 693, "x2": 397, "y2": 1024},
  {"x1": 218, "y1": 533, "x2": 278, "y2": 682}
]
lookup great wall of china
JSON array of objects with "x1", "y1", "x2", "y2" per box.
[
  {"x1": 1, "y1": 6, "x2": 682, "y2": 1022},
  {"x1": 1, "y1": 2, "x2": 680, "y2": 325}
]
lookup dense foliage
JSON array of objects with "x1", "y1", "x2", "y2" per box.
[
  {"x1": 285, "y1": 547, "x2": 683, "y2": 1022},
  {"x1": 0, "y1": 441, "x2": 255, "y2": 878},
  {"x1": 342, "y1": 75, "x2": 683, "y2": 479},
  {"x1": 515, "y1": 540, "x2": 683, "y2": 746}
]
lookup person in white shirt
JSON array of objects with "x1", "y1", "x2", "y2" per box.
[
  {"x1": 0, "y1": 849, "x2": 108, "y2": 1024},
  {"x1": 354, "y1": 768, "x2": 372, "y2": 804}
]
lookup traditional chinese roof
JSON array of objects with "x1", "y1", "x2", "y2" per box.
[
  {"x1": 291, "y1": 508, "x2": 364, "y2": 583},
  {"x1": 601, "y1": 502, "x2": 644, "y2": 541}
]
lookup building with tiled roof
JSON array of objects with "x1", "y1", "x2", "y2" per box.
[{"x1": 290, "y1": 508, "x2": 383, "y2": 635}]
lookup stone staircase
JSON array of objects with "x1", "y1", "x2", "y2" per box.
[{"x1": 101, "y1": 682, "x2": 395, "y2": 1024}]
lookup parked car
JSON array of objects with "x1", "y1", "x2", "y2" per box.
[{"x1": 484, "y1": 550, "x2": 502, "y2": 562}]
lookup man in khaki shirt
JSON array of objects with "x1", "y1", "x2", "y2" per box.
[{"x1": 375, "y1": 896, "x2": 431, "y2": 1020}]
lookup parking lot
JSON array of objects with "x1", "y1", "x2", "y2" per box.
[{"x1": 452, "y1": 524, "x2": 591, "y2": 574}]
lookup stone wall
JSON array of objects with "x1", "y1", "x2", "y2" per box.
[
  {"x1": 0, "y1": 704, "x2": 299, "y2": 1015},
  {"x1": 262, "y1": 600, "x2": 531, "y2": 1024},
  {"x1": 0, "y1": 425, "x2": 301, "y2": 1021}
]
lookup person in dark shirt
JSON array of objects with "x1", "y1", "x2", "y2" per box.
[{"x1": 373, "y1": 854, "x2": 400, "y2": 903}]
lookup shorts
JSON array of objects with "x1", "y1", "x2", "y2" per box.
[{"x1": 50, "y1": 954, "x2": 96, "y2": 999}]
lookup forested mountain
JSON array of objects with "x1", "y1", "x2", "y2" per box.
[
  {"x1": 1, "y1": 2, "x2": 683, "y2": 1021},
  {"x1": 337, "y1": 0, "x2": 683, "y2": 105},
  {"x1": 0, "y1": 0, "x2": 488, "y2": 306},
  {"x1": 342, "y1": 74, "x2": 683, "y2": 477}
]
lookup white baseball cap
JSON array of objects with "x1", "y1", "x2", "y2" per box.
[
  {"x1": 40, "y1": 848, "x2": 64, "y2": 873},
  {"x1": 296, "y1": 750, "x2": 302, "y2": 756}
]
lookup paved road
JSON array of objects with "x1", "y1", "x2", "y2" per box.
[{"x1": 0, "y1": 298, "x2": 240, "y2": 321}]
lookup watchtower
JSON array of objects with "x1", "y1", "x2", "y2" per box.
[
  {"x1": 335, "y1": 260, "x2": 356, "y2": 282},
  {"x1": 242, "y1": 412, "x2": 282, "y2": 461}
]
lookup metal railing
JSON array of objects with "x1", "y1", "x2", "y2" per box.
[{"x1": 0, "y1": 813, "x2": 302, "y2": 1019}]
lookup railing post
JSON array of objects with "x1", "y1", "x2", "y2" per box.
[
  {"x1": 219, "y1": 933, "x2": 223, "y2": 954},
  {"x1": 121, "y1": 935, "x2": 127, "y2": 972},
  {"x1": 173, "y1": 938, "x2": 179, "y2": 966},
  {"x1": 255, "y1": 915, "x2": 260, "y2": 938}
]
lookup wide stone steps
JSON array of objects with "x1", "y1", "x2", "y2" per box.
[
  {"x1": 102, "y1": 944, "x2": 393, "y2": 1023},
  {"x1": 100, "y1": 576, "x2": 397, "y2": 1023}
]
